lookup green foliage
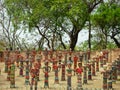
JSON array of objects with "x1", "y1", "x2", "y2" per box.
[
  {"x1": 78, "y1": 40, "x2": 117, "y2": 51},
  {"x1": 4, "y1": 0, "x2": 104, "y2": 50},
  {"x1": 4, "y1": 0, "x2": 89, "y2": 32},
  {"x1": 5, "y1": 0, "x2": 49, "y2": 29},
  {"x1": 78, "y1": 41, "x2": 88, "y2": 51},
  {"x1": 91, "y1": 2, "x2": 120, "y2": 48},
  {"x1": 106, "y1": 42, "x2": 117, "y2": 49},
  {"x1": 0, "y1": 41, "x2": 5, "y2": 51},
  {"x1": 92, "y1": 2, "x2": 120, "y2": 30}
]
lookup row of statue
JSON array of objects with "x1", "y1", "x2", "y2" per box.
[{"x1": 1, "y1": 47, "x2": 120, "y2": 90}]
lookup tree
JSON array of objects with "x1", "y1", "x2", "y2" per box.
[
  {"x1": 4, "y1": 0, "x2": 103, "y2": 51},
  {"x1": 0, "y1": 0, "x2": 43, "y2": 51},
  {"x1": 0, "y1": 0, "x2": 23, "y2": 50},
  {"x1": 50, "y1": 0, "x2": 103, "y2": 50},
  {"x1": 92, "y1": 2, "x2": 120, "y2": 48}
]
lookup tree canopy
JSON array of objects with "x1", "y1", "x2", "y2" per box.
[
  {"x1": 1, "y1": 0, "x2": 120, "y2": 51},
  {"x1": 92, "y1": 2, "x2": 120, "y2": 48}
]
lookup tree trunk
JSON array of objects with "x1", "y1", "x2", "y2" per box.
[
  {"x1": 70, "y1": 31, "x2": 79, "y2": 51},
  {"x1": 36, "y1": 25, "x2": 51, "y2": 49},
  {"x1": 58, "y1": 33, "x2": 66, "y2": 49},
  {"x1": 51, "y1": 33, "x2": 55, "y2": 51},
  {"x1": 104, "y1": 28, "x2": 108, "y2": 49},
  {"x1": 111, "y1": 37, "x2": 120, "y2": 48},
  {"x1": 38, "y1": 37, "x2": 44, "y2": 50},
  {"x1": 88, "y1": 19, "x2": 91, "y2": 50}
]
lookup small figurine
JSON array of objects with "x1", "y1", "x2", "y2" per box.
[
  {"x1": 24, "y1": 60, "x2": 30, "y2": 85},
  {"x1": 15, "y1": 47, "x2": 20, "y2": 67},
  {"x1": 58, "y1": 51, "x2": 62, "y2": 66},
  {"x1": 79, "y1": 53, "x2": 83, "y2": 62},
  {"x1": 61, "y1": 61, "x2": 66, "y2": 81},
  {"x1": 69, "y1": 48, "x2": 72, "y2": 58},
  {"x1": 42, "y1": 61, "x2": 51, "y2": 88},
  {"x1": 66, "y1": 62, "x2": 73, "y2": 90},
  {"x1": 101, "y1": 65, "x2": 108, "y2": 90},
  {"x1": 112, "y1": 61, "x2": 117, "y2": 83},
  {"x1": 83, "y1": 64, "x2": 87, "y2": 84},
  {"x1": 107, "y1": 67, "x2": 113, "y2": 90},
  {"x1": 10, "y1": 61, "x2": 16, "y2": 88},
  {"x1": 53, "y1": 61, "x2": 60, "y2": 84},
  {"x1": 34, "y1": 63, "x2": 39, "y2": 90},
  {"x1": 91, "y1": 60, "x2": 96, "y2": 76},
  {"x1": 64, "y1": 50, "x2": 68, "y2": 66},
  {"x1": 7, "y1": 61, "x2": 11, "y2": 81},
  {"x1": 76, "y1": 62, "x2": 83, "y2": 90},
  {"x1": 87, "y1": 62, "x2": 92, "y2": 80},
  {"x1": 30, "y1": 68, "x2": 35, "y2": 90},
  {"x1": 31, "y1": 48, "x2": 36, "y2": 63},
  {"x1": 100, "y1": 53, "x2": 104, "y2": 67},
  {"x1": 73, "y1": 54, "x2": 78, "y2": 75},
  {"x1": 96, "y1": 57, "x2": 99, "y2": 72},
  {"x1": 4, "y1": 48, "x2": 10, "y2": 73},
  {"x1": 19, "y1": 56, "x2": 24, "y2": 77}
]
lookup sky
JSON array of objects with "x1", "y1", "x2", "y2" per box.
[
  {"x1": 77, "y1": 30, "x2": 88, "y2": 45},
  {"x1": 20, "y1": 29, "x2": 88, "y2": 49}
]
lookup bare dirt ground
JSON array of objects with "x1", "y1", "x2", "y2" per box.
[
  {"x1": 0, "y1": 49, "x2": 120, "y2": 90},
  {"x1": 0, "y1": 62, "x2": 120, "y2": 90}
]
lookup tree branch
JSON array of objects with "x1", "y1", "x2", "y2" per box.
[{"x1": 36, "y1": 25, "x2": 51, "y2": 49}]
